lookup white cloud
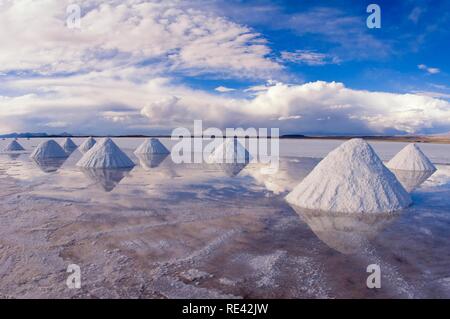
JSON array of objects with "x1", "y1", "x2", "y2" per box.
[
  {"x1": 278, "y1": 115, "x2": 302, "y2": 121},
  {"x1": 412, "y1": 91, "x2": 450, "y2": 100},
  {"x1": 0, "y1": 1, "x2": 449, "y2": 136},
  {"x1": 1, "y1": 74, "x2": 450, "y2": 135},
  {"x1": 244, "y1": 80, "x2": 279, "y2": 93},
  {"x1": 281, "y1": 50, "x2": 339, "y2": 66},
  {"x1": 408, "y1": 7, "x2": 424, "y2": 24},
  {"x1": 0, "y1": 0, "x2": 281, "y2": 78},
  {"x1": 215, "y1": 86, "x2": 235, "y2": 93},
  {"x1": 418, "y1": 64, "x2": 440, "y2": 74}
]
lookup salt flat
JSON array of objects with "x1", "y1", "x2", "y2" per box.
[{"x1": 0, "y1": 138, "x2": 449, "y2": 298}]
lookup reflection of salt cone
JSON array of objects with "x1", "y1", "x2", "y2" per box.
[
  {"x1": 137, "y1": 153, "x2": 169, "y2": 170},
  {"x1": 214, "y1": 162, "x2": 248, "y2": 177},
  {"x1": 7, "y1": 153, "x2": 21, "y2": 160},
  {"x1": 32, "y1": 157, "x2": 67, "y2": 173},
  {"x1": 289, "y1": 204, "x2": 400, "y2": 254},
  {"x1": 2, "y1": 140, "x2": 25, "y2": 152},
  {"x1": 245, "y1": 157, "x2": 317, "y2": 194},
  {"x1": 391, "y1": 169, "x2": 435, "y2": 192},
  {"x1": 62, "y1": 137, "x2": 77, "y2": 154},
  {"x1": 80, "y1": 168, "x2": 131, "y2": 192}
]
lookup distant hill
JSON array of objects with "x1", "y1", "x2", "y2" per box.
[
  {"x1": 280, "y1": 134, "x2": 307, "y2": 138},
  {"x1": 0, "y1": 132, "x2": 72, "y2": 138}
]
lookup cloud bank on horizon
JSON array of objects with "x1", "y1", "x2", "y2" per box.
[{"x1": 0, "y1": 0, "x2": 449, "y2": 135}]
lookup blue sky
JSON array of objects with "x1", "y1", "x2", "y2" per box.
[
  {"x1": 0, "y1": 0, "x2": 449, "y2": 135},
  {"x1": 204, "y1": 0, "x2": 450, "y2": 93}
]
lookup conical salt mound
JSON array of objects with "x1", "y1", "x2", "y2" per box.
[
  {"x1": 387, "y1": 144, "x2": 436, "y2": 172},
  {"x1": 3, "y1": 140, "x2": 25, "y2": 152},
  {"x1": 62, "y1": 137, "x2": 77, "y2": 153},
  {"x1": 134, "y1": 138, "x2": 170, "y2": 155},
  {"x1": 207, "y1": 138, "x2": 252, "y2": 164},
  {"x1": 285, "y1": 139, "x2": 411, "y2": 214},
  {"x1": 76, "y1": 138, "x2": 135, "y2": 168},
  {"x1": 79, "y1": 137, "x2": 97, "y2": 153},
  {"x1": 30, "y1": 140, "x2": 68, "y2": 160}
]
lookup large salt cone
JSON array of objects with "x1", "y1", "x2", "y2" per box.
[{"x1": 286, "y1": 138, "x2": 411, "y2": 214}]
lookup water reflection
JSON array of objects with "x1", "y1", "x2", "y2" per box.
[
  {"x1": 32, "y1": 157, "x2": 67, "y2": 173},
  {"x1": 80, "y1": 168, "x2": 132, "y2": 192},
  {"x1": 391, "y1": 169, "x2": 435, "y2": 192},
  {"x1": 6, "y1": 153, "x2": 21, "y2": 161},
  {"x1": 289, "y1": 204, "x2": 401, "y2": 254},
  {"x1": 245, "y1": 157, "x2": 319, "y2": 194},
  {"x1": 64, "y1": 148, "x2": 77, "y2": 156},
  {"x1": 212, "y1": 162, "x2": 248, "y2": 177},
  {"x1": 136, "y1": 153, "x2": 169, "y2": 170}
]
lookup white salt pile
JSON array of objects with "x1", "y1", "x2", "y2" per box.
[
  {"x1": 285, "y1": 138, "x2": 412, "y2": 214},
  {"x1": 2, "y1": 140, "x2": 25, "y2": 152},
  {"x1": 208, "y1": 138, "x2": 252, "y2": 164},
  {"x1": 79, "y1": 137, "x2": 96, "y2": 153},
  {"x1": 30, "y1": 140, "x2": 68, "y2": 159},
  {"x1": 387, "y1": 143, "x2": 436, "y2": 171},
  {"x1": 134, "y1": 138, "x2": 170, "y2": 155},
  {"x1": 76, "y1": 137, "x2": 135, "y2": 168},
  {"x1": 62, "y1": 137, "x2": 77, "y2": 153}
]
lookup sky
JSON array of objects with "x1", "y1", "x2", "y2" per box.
[{"x1": 0, "y1": 0, "x2": 449, "y2": 136}]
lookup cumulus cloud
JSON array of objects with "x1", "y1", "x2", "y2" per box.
[
  {"x1": 1, "y1": 1, "x2": 449, "y2": 136},
  {"x1": 418, "y1": 64, "x2": 440, "y2": 74},
  {"x1": 0, "y1": 0, "x2": 280, "y2": 78},
  {"x1": 1, "y1": 73, "x2": 450, "y2": 135}
]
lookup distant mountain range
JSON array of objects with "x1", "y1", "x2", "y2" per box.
[
  {"x1": 1, "y1": 132, "x2": 449, "y2": 144},
  {"x1": 0, "y1": 132, "x2": 72, "y2": 138}
]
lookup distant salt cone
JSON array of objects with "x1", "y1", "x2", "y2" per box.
[
  {"x1": 62, "y1": 137, "x2": 77, "y2": 153},
  {"x1": 30, "y1": 140, "x2": 68, "y2": 160},
  {"x1": 207, "y1": 138, "x2": 252, "y2": 164},
  {"x1": 79, "y1": 137, "x2": 97, "y2": 153},
  {"x1": 285, "y1": 138, "x2": 412, "y2": 214},
  {"x1": 387, "y1": 143, "x2": 436, "y2": 172},
  {"x1": 2, "y1": 140, "x2": 25, "y2": 152},
  {"x1": 134, "y1": 138, "x2": 170, "y2": 155},
  {"x1": 76, "y1": 137, "x2": 135, "y2": 168}
]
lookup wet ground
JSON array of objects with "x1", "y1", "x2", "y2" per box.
[{"x1": 0, "y1": 138, "x2": 449, "y2": 298}]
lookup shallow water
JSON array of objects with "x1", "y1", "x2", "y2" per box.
[{"x1": 0, "y1": 138, "x2": 449, "y2": 298}]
